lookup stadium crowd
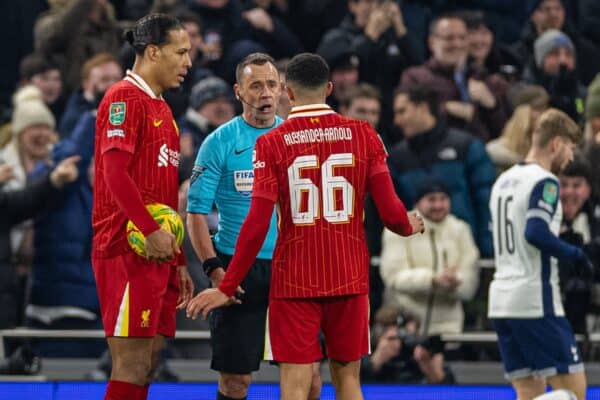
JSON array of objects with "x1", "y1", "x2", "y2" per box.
[{"x1": 2, "y1": 0, "x2": 600, "y2": 385}]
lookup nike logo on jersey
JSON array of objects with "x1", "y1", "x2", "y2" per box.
[
  {"x1": 234, "y1": 146, "x2": 252, "y2": 155},
  {"x1": 153, "y1": 119, "x2": 163, "y2": 127}
]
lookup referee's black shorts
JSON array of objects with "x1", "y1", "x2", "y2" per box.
[{"x1": 209, "y1": 250, "x2": 271, "y2": 374}]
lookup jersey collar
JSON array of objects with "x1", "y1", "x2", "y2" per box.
[
  {"x1": 287, "y1": 104, "x2": 335, "y2": 119},
  {"x1": 124, "y1": 70, "x2": 162, "y2": 100}
]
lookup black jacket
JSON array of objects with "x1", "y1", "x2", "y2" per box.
[
  {"x1": 388, "y1": 123, "x2": 496, "y2": 257},
  {"x1": 317, "y1": 15, "x2": 423, "y2": 129},
  {"x1": 509, "y1": 20, "x2": 600, "y2": 85},
  {"x1": 521, "y1": 61, "x2": 587, "y2": 123},
  {"x1": 0, "y1": 174, "x2": 62, "y2": 328},
  {"x1": 558, "y1": 199, "x2": 600, "y2": 334}
]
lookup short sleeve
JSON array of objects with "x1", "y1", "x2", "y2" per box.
[
  {"x1": 251, "y1": 135, "x2": 278, "y2": 202},
  {"x1": 186, "y1": 133, "x2": 223, "y2": 214},
  {"x1": 366, "y1": 124, "x2": 389, "y2": 178},
  {"x1": 97, "y1": 91, "x2": 144, "y2": 155},
  {"x1": 526, "y1": 178, "x2": 560, "y2": 225}
]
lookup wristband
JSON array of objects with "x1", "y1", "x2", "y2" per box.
[{"x1": 202, "y1": 256, "x2": 224, "y2": 277}]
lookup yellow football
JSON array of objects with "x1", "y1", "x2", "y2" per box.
[{"x1": 126, "y1": 203, "x2": 184, "y2": 258}]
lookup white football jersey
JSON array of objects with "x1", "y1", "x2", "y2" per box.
[{"x1": 488, "y1": 163, "x2": 563, "y2": 318}]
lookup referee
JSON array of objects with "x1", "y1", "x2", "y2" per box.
[{"x1": 186, "y1": 53, "x2": 321, "y2": 400}]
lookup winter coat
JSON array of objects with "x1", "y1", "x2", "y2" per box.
[
  {"x1": 29, "y1": 112, "x2": 97, "y2": 311},
  {"x1": 401, "y1": 59, "x2": 509, "y2": 142},
  {"x1": 380, "y1": 213, "x2": 480, "y2": 335},
  {"x1": 0, "y1": 175, "x2": 63, "y2": 328},
  {"x1": 388, "y1": 122, "x2": 496, "y2": 257}
]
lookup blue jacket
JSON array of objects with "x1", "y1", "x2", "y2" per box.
[
  {"x1": 30, "y1": 112, "x2": 98, "y2": 311},
  {"x1": 388, "y1": 123, "x2": 496, "y2": 257},
  {"x1": 58, "y1": 90, "x2": 94, "y2": 138}
]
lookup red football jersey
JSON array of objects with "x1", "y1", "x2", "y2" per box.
[
  {"x1": 252, "y1": 104, "x2": 388, "y2": 298},
  {"x1": 92, "y1": 72, "x2": 181, "y2": 257}
]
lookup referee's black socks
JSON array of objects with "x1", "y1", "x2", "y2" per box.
[{"x1": 216, "y1": 392, "x2": 246, "y2": 400}]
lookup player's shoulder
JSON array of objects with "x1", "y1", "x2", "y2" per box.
[
  {"x1": 328, "y1": 113, "x2": 371, "y2": 130},
  {"x1": 258, "y1": 117, "x2": 290, "y2": 141},
  {"x1": 495, "y1": 163, "x2": 558, "y2": 198},
  {"x1": 103, "y1": 80, "x2": 144, "y2": 101},
  {"x1": 520, "y1": 163, "x2": 558, "y2": 186},
  {"x1": 340, "y1": 116, "x2": 380, "y2": 142},
  {"x1": 270, "y1": 113, "x2": 372, "y2": 133}
]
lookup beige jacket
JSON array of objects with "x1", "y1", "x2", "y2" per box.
[{"x1": 380, "y1": 213, "x2": 479, "y2": 335}]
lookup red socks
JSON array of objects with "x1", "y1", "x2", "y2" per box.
[
  {"x1": 141, "y1": 384, "x2": 150, "y2": 400},
  {"x1": 104, "y1": 380, "x2": 145, "y2": 400}
]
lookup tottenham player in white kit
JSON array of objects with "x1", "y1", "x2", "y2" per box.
[{"x1": 488, "y1": 109, "x2": 593, "y2": 400}]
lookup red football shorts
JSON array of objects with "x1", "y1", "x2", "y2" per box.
[
  {"x1": 92, "y1": 251, "x2": 179, "y2": 337},
  {"x1": 265, "y1": 294, "x2": 370, "y2": 363}
]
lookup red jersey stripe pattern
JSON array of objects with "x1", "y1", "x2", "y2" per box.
[
  {"x1": 92, "y1": 79, "x2": 180, "y2": 257},
  {"x1": 252, "y1": 105, "x2": 388, "y2": 298}
]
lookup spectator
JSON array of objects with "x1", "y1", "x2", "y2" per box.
[
  {"x1": 185, "y1": 0, "x2": 248, "y2": 78},
  {"x1": 451, "y1": 1, "x2": 535, "y2": 45},
  {"x1": 58, "y1": 53, "x2": 123, "y2": 138},
  {"x1": 340, "y1": 82, "x2": 385, "y2": 316},
  {"x1": 19, "y1": 54, "x2": 64, "y2": 121},
  {"x1": 119, "y1": 0, "x2": 182, "y2": 20},
  {"x1": 1, "y1": 91, "x2": 57, "y2": 194},
  {"x1": 0, "y1": 92, "x2": 58, "y2": 325},
  {"x1": 0, "y1": 0, "x2": 48, "y2": 119},
  {"x1": 559, "y1": 157, "x2": 600, "y2": 245},
  {"x1": 163, "y1": 9, "x2": 214, "y2": 117},
  {"x1": 486, "y1": 85, "x2": 550, "y2": 173},
  {"x1": 360, "y1": 307, "x2": 454, "y2": 384},
  {"x1": 458, "y1": 10, "x2": 519, "y2": 80},
  {"x1": 317, "y1": 0, "x2": 422, "y2": 128},
  {"x1": 0, "y1": 87, "x2": 52, "y2": 150},
  {"x1": 401, "y1": 13, "x2": 509, "y2": 142},
  {"x1": 579, "y1": 0, "x2": 600, "y2": 53},
  {"x1": 339, "y1": 82, "x2": 381, "y2": 131},
  {"x1": 509, "y1": 0, "x2": 600, "y2": 85},
  {"x1": 319, "y1": 50, "x2": 360, "y2": 112},
  {"x1": 389, "y1": 85, "x2": 495, "y2": 257},
  {"x1": 380, "y1": 178, "x2": 480, "y2": 336},
  {"x1": 175, "y1": 9, "x2": 214, "y2": 81},
  {"x1": 238, "y1": 0, "x2": 302, "y2": 60},
  {"x1": 25, "y1": 111, "x2": 104, "y2": 357},
  {"x1": 178, "y1": 76, "x2": 236, "y2": 172},
  {"x1": 285, "y1": 0, "x2": 346, "y2": 52},
  {"x1": 0, "y1": 155, "x2": 80, "y2": 332},
  {"x1": 117, "y1": 0, "x2": 153, "y2": 20},
  {"x1": 557, "y1": 156, "x2": 600, "y2": 334},
  {"x1": 274, "y1": 58, "x2": 291, "y2": 119},
  {"x1": 521, "y1": 29, "x2": 586, "y2": 123},
  {"x1": 584, "y1": 74, "x2": 600, "y2": 138},
  {"x1": 34, "y1": 0, "x2": 121, "y2": 93},
  {"x1": 583, "y1": 74, "x2": 600, "y2": 195}
]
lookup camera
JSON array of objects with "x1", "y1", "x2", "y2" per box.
[{"x1": 396, "y1": 313, "x2": 444, "y2": 359}]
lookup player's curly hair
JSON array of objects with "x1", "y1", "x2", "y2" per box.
[
  {"x1": 285, "y1": 53, "x2": 329, "y2": 90},
  {"x1": 124, "y1": 13, "x2": 183, "y2": 55}
]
